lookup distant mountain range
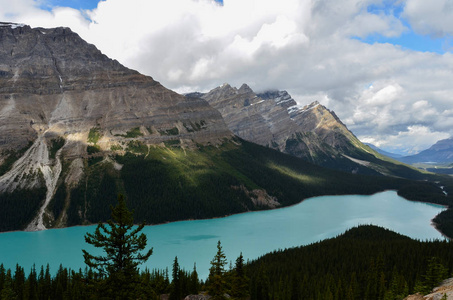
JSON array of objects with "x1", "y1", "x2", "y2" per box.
[
  {"x1": 0, "y1": 23, "x2": 450, "y2": 232},
  {"x1": 397, "y1": 138, "x2": 453, "y2": 164}
]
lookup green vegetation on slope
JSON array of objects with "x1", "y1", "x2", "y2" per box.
[
  {"x1": 246, "y1": 225, "x2": 453, "y2": 300},
  {"x1": 87, "y1": 127, "x2": 101, "y2": 144},
  {"x1": 55, "y1": 138, "x2": 453, "y2": 230},
  {"x1": 115, "y1": 127, "x2": 144, "y2": 138},
  {"x1": 0, "y1": 187, "x2": 46, "y2": 231},
  {"x1": 0, "y1": 141, "x2": 33, "y2": 176},
  {"x1": 48, "y1": 137, "x2": 65, "y2": 160}
]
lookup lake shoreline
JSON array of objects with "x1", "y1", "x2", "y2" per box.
[{"x1": 1, "y1": 189, "x2": 449, "y2": 240}]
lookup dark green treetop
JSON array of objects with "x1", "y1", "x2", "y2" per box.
[
  {"x1": 230, "y1": 252, "x2": 249, "y2": 299},
  {"x1": 207, "y1": 240, "x2": 228, "y2": 299}
]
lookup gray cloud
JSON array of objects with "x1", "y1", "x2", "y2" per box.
[{"x1": 403, "y1": 0, "x2": 453, "y2": 37}]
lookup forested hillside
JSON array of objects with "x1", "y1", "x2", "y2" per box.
[{"x1": 245, "y1": 225, "x2": 453, "y2": 300}]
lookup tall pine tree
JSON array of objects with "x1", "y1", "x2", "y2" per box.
[
  {"x1": 207, "y1": 241, "x2": 228, "y2": 300},
  {"x1": 170, "y1": 256, "x2": 181, "y2": 300},
  {"x1": 82, "y1": 194, "x2": 153, "y2": 299},
  {"x1": 230, "y1": 252, "x2": 249, "y2": 299}
]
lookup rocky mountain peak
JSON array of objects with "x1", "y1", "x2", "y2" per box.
[
  {"x1": 430, "y1": 138, "x2": 453, "y2": 151},
  {"x1": 0, "y1": 23, "x2": 230, "y2": 149},
  {"x1": 0, "y1": 24, "x2": 139, "y2": 94},
  {"x1": 257, "y1": 90, "x2": 297, "y2": 108},
  {"x1": 238, "y1": 83, "x2": 253, "y2": 94},
  {"x1": 302, "y1": 100, "x2": 320, "y2": 109}
]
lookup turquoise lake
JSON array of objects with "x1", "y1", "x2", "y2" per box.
[{"x1": 0, "y1": 191, "x2": 446, "y2": 279}]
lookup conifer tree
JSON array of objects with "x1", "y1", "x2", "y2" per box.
[
  {"x1": 0, "y1": 269, "x2": 16, "y2": 300},
  {"x1": 189, "y1": 263, "x2": 200, "y2": 295},
  {"x1": 419, "y1": 257, "x2": 448, "y2": 295},
  {"x1": 230, "y1": 252, "x2": 249, "y2": 299},
  {"x1": 0, "y1": 264, "x2": 5, "y2": 293},
  {"x1": 207, "y1": 240, "x2": 228, "y2": 299},
  {"x1": 170, "y1": 256, "x2": 181, "y2": 300},
  {"x1": 13, "y1": 265, "x2": 24, "y2": 300},
  {"x1": 82, "y1": 194, "x2": 153, "y2": 299}
]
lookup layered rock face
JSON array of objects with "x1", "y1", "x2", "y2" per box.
[
  {"x1": 0, "y1": 23, "x2": 230, "y2": 154},
  {"x1": 189, "y1": 83, "x2": 371, "y2": 168}
]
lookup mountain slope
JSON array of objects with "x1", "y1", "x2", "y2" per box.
[
  {"x1": 399, "y1": 138, "x2": 453, "y2": 164},
  {"x1": 188, "y1": 84, "x2": 428, "y2": 178}
]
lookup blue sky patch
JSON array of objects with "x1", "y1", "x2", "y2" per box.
[
  {"x1": 355, "y1": 32, "x2": 451, "y2": 54},
  {"x1": 41, "y1": 0, "x2": 100, "y2": 10},
  {"x1": 354, "y1": 1, "x2": 451, "y2": 54},
  {"x1": 366, "y1": 0, "x2": 404, "y2": 18}
]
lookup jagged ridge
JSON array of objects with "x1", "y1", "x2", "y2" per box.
[{"x1": 188, "y1": 84, "x2": 385, "y2": 174}]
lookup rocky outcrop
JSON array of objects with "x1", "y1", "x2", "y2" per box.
[
  {"x1": 405, "y1": 278, "x2": 453, "y2": 299},
  {"x1": 188, "y1": 84, "x2": 374, "y2": 170}
]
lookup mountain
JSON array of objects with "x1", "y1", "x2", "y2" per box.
[
  {"x1": 187, "y1": 84, "x2": 423, "y2": 177},
  {"x1": 0, "y1": 23, "x2": 231, "y2": 231},
  {"x1": 399, "y1": 138, "x2": 453, "y2": 164},
  {"x1": 0, "y1": 23, "x2": 450, "y2": 233},
  {"x1": 364, "y1": 143, "x2": 403, "y2": 158}
]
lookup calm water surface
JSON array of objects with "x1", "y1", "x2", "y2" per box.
[{"x1": 0, "y1": 191, "x2": 445, "y2": 279}]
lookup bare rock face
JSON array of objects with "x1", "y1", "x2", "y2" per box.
[
  {"x1": 190, "y1": 83, "x2": 372, "y2": 169},
  {"x1": 0, "y1": 23, "x2": 231, "y2": 153}
]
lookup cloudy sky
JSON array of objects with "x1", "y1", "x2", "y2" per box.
[{"x1": 2, "y1": 0, "x2": 453, "y2": 155}]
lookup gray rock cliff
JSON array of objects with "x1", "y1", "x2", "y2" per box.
[
  {"x1": 0, "y1": 23, "x2": 231, "y2": 153},
  {"x1": 188, "y1": 84, "x2": 372, "y2": 169}
]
